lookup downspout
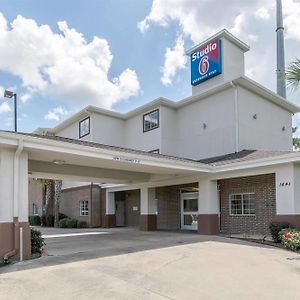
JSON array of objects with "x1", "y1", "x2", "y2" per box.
[
  {"x1": 90, "y1": 182, "x2": 93, "y2": 227},
  {"x1": 230, "y1": 82, "x2": 239, "y2": 153},
  {"x1": 4, "y1": 139, "x2": 23, "y2": 263}
]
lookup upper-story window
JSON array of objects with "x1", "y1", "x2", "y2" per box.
[
  {"x1": 143, "y1": 109, "x2": 159, "y2": 132},
  {"x1": 149, "y1": 149, "x2": 160, "y2": 154},
  {"x1": 79, "y1": 117, "x2": 90, "y2": 138}
]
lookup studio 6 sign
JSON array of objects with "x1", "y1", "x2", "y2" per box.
[{"x1": 190, "y1": 39, "x2": 222, "y2": 86}]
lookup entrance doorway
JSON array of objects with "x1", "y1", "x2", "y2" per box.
[{"x1": 181, "y1": 192, "x2": 198, "y2": 230}]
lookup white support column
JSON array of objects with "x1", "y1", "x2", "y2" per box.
[
  {"x1": 105, "y1": 191, "x2": 116, "y2": 228},
  {"x1": 105, "y1": 191, "x2": 115, "y2": 215},
  {"x1": 198, "y1": 180, "x2": 220, "y2": 234},
  {"x1": 18, "y1": 152, "x2": 28, "y2": 222},
  {"x1": 0, "y1": 148, "x2": 31, "y2": 258},
  {"x1": 140, "y1": 187, "x2": 157, "y2": 231},
  {"x1": 0, "y1": 149, "x2": 14, "y2": 223},
  {"x1": 275, "y1": 164, "x2": 300, "y2": 229}
]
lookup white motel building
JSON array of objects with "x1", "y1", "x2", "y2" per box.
[{"x1": 1, "y1": 29, "x2": 300, "y2": 258}]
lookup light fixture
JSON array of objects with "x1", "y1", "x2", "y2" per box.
[
  {"x1": 53, "y1": 160, "x2": 66, "y2": 165},
  {"x1": 4, "y1": 90, "x2": 17, "y2": 132},
  {"x1": 253, "y1": 114, "x2": 257, "y2": 120},
  {"x1": 203, "y1": 123, "x2": 207, "y2": 129},
  {"x1": 282, "y1": 126, "x2": 286, "y2": 131}
]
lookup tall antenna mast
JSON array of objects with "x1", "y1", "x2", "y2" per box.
[{"x1": 276, "y1": 0, "x2": 286, "y2": 98}]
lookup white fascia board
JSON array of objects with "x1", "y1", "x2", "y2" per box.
[
  {"x1": 186, "y1": 29, "x2": 250, "y2": 55},
  {"x1": 0, "y1": 132, "x2": 212, "y2": 173}
]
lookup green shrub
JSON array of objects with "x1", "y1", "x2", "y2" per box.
[
  {"x1": 66, "y1": 219, "x2": 78, "y2": 228},
  {"x1": 58, "y1": 218, "x2": 69, "y2": 228},
  {"x1": 279, "y1": 228, "x2": 300, "y2": 252},
  {"x1": 269, "y1": 221, "x2": 291, "y2": 243},
  {"x1": 59, "y1": 213, "x2": 69, "y2": 220},
  {"x1": 77, "y1": 221, "x2": 88, "y2": 228},
  {"x1": 31, "y1": 228, "x2": 45, "y2": 254},
  {"x1": 29, "y1": 215, "x2": 41, "y2": 226}
]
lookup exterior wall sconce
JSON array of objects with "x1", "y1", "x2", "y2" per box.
[
  {"x1": 253, "y1": 114, "x2": 257, "y2": 119},
  {"x1": 282, "y1": 126, "x2": 286, "y2": 131},
  {"x1": 203, "y1": 123, "x2": 207, "y2": 129}
]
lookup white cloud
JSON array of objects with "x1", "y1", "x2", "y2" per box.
[
  {"x1": 0, "y1": 101, "x2": 11, "y2": 114},
  {"x1": 45, "y1": 106, "x2": 68, "y2": 121},
  {"x1": 283, "y1": 0, "x2": 300, "y2": 41},
  {"x1": 255, "y1": 8, "x2": 271, "y2": 20},
  {"x1": 139, "y1": 0, "x2": 300, "y2": 96},
  {"x1": 20, "y1": 93, "x2": 32, "y2": 103},
  {"x1": 161, "y1": 36, "x2": 187, "y2": 86},
  {"x1": 0, "y1": 13, "x2": 140, "y2": 110}
]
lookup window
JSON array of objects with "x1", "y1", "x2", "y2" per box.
[
  {"x1": 143, "y1": 109, "x2": 159, "y2": 132},
  {"x1": 79, "y1": 117, "x2": 90, "y2": 138},
  {"x1": 79, "y1": 200, "x2": 89, "y2": 216},
  {"x1": 230, "y1": 193, "x2": 255, "y2": 216},
  {"x1": 32, "y1": 203, "x2": 38, "y2": 215},
  {"x1": 149, "y1": 149, "x2": 159, "y2": 154}
]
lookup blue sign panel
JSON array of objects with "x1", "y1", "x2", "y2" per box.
[{"x1": 190, "y1": 39, "x2": 222, "y2": 86}]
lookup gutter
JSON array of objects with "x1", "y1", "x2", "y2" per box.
[
  {"x1": 230, "y1": 82, "x2": 239, "y2": 153},
  {"x1": 3, "y1": 139, "x2": 24, "y2": 263}
]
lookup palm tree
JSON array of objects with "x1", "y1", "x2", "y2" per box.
[
  {"x1": 54, "y1": 180, "x2": 62, "y2": 227},
  {"x1": 286, "y1": 58, "x2": 300, "y2": 91}
]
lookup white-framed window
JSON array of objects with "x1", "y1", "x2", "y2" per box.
[
  {"x1": 80, "y1": 200, "x2": 89, "y2": 216},
  {"x1": 229, "y1": 193, "x2": 255, "y2": 216},
  {"x1": 143, "y1": 109, "x2": 159, "y2": 132},
  {"x1": 79, "y1": 117, "x2": 90, "y2": 138},
  {"x1": 32, "y1": 203, "x2": 39, "y2": 215},
  {"x1": 149, "y1": 149, "x2": 159, "y2": 154}
]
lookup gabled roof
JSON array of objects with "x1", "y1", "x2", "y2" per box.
[{"x1": 199, "y1": 149, "x2": 292, "y2": 166}]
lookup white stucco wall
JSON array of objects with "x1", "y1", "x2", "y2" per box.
[
  {"x1": 91, "y1": 112, "x2": 125, "y2": 147},
  {"x1": 56, "y1": 115, "x2": 91, "y2": 142},
  {"x1": 0, "y1": 149, "x2": 28, "y2": 223},
  {"x1": 0, "y1": 149, "x2": 14, "y2": 222},
  {"x1": 238, "y1": 87, "x2": 292, "y2": 151},
  {"x1": 293, "y1": 164, "x2": 300, "y2": 214},
  {"x1": 276, "y1": 163, "x2": 295, "y2": 215},
  {"x1": 124, "y1": 107, "x2": 162, "y2": 152},
  {"x1": 175, "y1": 88, "x2": 236, "y2": 159}
]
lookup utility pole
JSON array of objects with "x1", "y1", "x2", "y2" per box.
[{"x1": 276, "y1": 0, "x2": 286, "y2": 98}]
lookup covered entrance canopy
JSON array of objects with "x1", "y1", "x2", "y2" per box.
[{"x1": 0, "y1": 130, "x2": 210, "y2": 259}]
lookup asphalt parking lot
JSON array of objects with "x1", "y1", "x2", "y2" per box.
[{"x1": 0, "y1": 227, "x2": 300, "y2": 299}]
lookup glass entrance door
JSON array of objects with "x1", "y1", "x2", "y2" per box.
[{"x1": 181, "y1": 192, "x2": 198, "y2": 230}]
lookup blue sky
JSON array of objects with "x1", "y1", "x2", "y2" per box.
[{"x1": 0, "y1": 0, "x2": 300, "y2": 133}]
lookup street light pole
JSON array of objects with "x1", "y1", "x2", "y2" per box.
[
  {"x1": 4, "y1": 90, "x2": 17, "y2": 132},
  {"x1": 14, "y1": 93, "x2": 17, "y2": 132}
]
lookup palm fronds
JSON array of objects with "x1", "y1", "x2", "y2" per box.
[{"x1": 286, "y1": 58, "x2": 300, "y2": 91}]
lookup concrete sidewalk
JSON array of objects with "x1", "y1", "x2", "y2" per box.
[{"x1": 0, "y1": 228, "x2": 300, "y2": 299}]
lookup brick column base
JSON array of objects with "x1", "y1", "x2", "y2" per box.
[
  {"x1": 198, "y1": 214, "x2": 219, "y2": 235},
  {"x1": 139, "y1": 215, "x2": 157, "y2": 231},
  {"x1": 0, "y1": 221, "x2": 31, "y2": 259},
  {"x1": 273, "y1": 215, "x2": 300, "y2": 230},
  {"x1": 104, "y1": 215, "x2": 116, "y2": 228}
]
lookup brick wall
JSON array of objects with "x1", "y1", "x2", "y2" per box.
[
  {"x1": 60, "y1": 185, "x2": 102, "y2": 227},
  {"x1": 218, "y1": 174, "x2": 276, "y2": 235},
  {"x1": 156, "y1": 186, "x2": 180, "y2": 230},
  {"x1": 156, "y1": 183, "x2": 198, "y2": 230}
]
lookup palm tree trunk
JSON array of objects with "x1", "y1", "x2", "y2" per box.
[
  {"x1": 45, "y1": 180, "x2": 55, "y2": 226},
  {"x1": 54, "y1": 180, "x2": 62, "y2": 227}
]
